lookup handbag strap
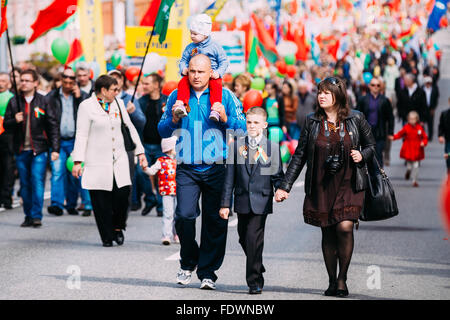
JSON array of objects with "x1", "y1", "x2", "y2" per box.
[{"x1": 115, "y1": 98, "x2": 127, "y2": 127}]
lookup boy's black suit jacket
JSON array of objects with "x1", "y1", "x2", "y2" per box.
[{"x1": 221, "y1": 135, "x2": 285, "y2": 214}]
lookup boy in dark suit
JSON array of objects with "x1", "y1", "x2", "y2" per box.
[{"x1": 219, "y1": 107, "x2": 284, "y2": 294}]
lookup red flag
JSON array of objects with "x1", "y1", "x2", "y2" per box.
[
  {"x1": 140, "y1": 0, "x2": 161, "y2": 26},
  {"x1": 294, "y1": 27, "x2": 308, "y2": 61},
  {"x1": 251, "y1": 13, "x2": 278, "y2": 55},
  {"x1": 239, "y1": 21, "x2": 251, "y2": 61},
  {"x1": 66, "y1": 38, "x2": 83, "y2": 65},
  {"x1": 328, "y1": 39, "x2": 340, "y2": 61},
  {"x1": 28, "y1": 0, "x2": 78, "y2": 43},
  {"x1": 0, "y1": 0, "x2": 8, "y2": 38}
]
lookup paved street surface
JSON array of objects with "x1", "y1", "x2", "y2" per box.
[{"x1": 1, "y1": 39, "x2": 450, "y2": 302}]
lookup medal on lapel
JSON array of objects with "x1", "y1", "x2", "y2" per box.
[
  {"x1": 239, "y1": 145, "x2": 248, "y2": 159},
  {"x1": 254, "y1": 146, "x2": 268, "y2": 163},
  {"x1": 34, "y1": 107, "x2": 45, "y2": 118}
]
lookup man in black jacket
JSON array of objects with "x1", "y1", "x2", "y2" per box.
[
  {"x1": 397, "y1": 73, "x2": 428, "y2": 125},
  {"x1": 439, "y1": 98, "x2": 450, "y2": 174},
  {"x1": 46, "y1": 68, "x2": 90, "y2": 217},
  {"x1": 3, "y1": 69, "x2": 60, "y2": 227},
  {"x1": 135, "y1": 74, "x2": 167, "y2": 216},
  {"x1": 357, "y1": 77, "x2": 394, "y2": 167},
  {"x1": 422, "y1": 76, "x2": 439, "y2": 141}
]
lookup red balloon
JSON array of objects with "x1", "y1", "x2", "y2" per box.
[
  {"x1": 286, "y1": 65, "x2": 296, "y2": 78},
  {"x1": 125, "y1": 67, "x2": 141, "y2": 82},
  {"x1": 162, "y1": 80, "x2": 178, "y2": 96},
  {"x1": 288, "y1": 139, "x2": 298, "y2": 154},
  {"x1": 89, "y1": 69, "x2": 94, "y2": 80},
  {"x1": 275, "y1": 60, "x2": 287, "y2": 74},
  {"x1": 243, "y1": 89, "x2": 263, "y2": 113},
  {"x1": 223, "y1": 73, "x2": 233, "y2": 83}
]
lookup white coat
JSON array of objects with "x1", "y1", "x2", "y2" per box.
[{"x1": 72, "y1": 93, "x2": 145, "y2": 191}]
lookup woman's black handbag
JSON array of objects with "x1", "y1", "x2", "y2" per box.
[
  {"x1": 116, "y1": 99, "x2": 136, "y2": 152},
  {"x1": 360, "y1": 156, "x2": 399, "y2": 221}
]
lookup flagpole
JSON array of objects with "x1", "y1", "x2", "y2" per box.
[
  {"x1": 131, "y1": 29, "x2": 155, "y2": 103},
  {"x1": 5, "y1": 28, "x2": 19, "y2": 98}
]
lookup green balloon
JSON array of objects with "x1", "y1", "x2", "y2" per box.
[
  {"x1": 251, "y1": 77, "x2": 265, "y2": 91},
  {"x1": 66, "y1": 156, "x2": 83, "y2": 172},
  {"x1": 51, "y1": 38, "x2": 70, "y2": 64},
  {"x1": 111, "y1": 51, "x2": 122, "y2": 68},
  {"x1": 276, "y1": 71, "x2": 285, "y2": 78},
  {"x1": 284, "y1": 54, "x2": 296, "y2": 65},
  {"x1": 268, "y1": 126, "x2": 283, "y2": 143},
  {"x1": 280, "y1": 144, "x2": 291, "y2": 163}
]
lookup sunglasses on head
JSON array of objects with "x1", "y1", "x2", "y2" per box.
[
  {"x1": 62, "y1": 74, "x2": 76, "y2": 80},
  {"x1": 321, "y1": 77, "x2": 340, "y2": 86}
]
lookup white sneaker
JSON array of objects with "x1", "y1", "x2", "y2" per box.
[
  {"x1": 176, "y1": 269, "x2": 193, "y2": 285},
  {"x1": 200, "y1": 278, "x2": 216, "y2": 290},
  {"x1": 173, "y1": 235, "x2": 180, "y2": 244}
]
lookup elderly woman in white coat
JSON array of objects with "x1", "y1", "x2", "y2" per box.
[{"x1": 72, "y1": 75, "x2": 147, "y2": 247}]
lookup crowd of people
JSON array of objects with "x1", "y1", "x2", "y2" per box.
[{"x1": 0, "y1": 12, "x2": 448, "y2": 297}]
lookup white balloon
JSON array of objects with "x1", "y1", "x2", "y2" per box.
[
  {"x1": 142, "y1": 52, "x2": 167, "y2": 74},
  {"x1": 276, "y1": 40, "x2": 298, "y2": 57}
]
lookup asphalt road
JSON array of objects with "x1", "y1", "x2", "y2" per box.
[{"x1": 1, "y1": 40, "x2": 450, "y2": 301}]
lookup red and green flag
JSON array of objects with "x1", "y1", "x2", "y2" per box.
[
  {"x1": 0, "y1": 0, "x2": 7, "y2": 37},
  {"x1": 140, "y1": 0, "x2": 161, "y2": 27},
  {"x1": 153, "y1": 0, "x2": 175, "y2": 44},
  {"x1": 28, "y1": 0, "x2": 78, "y2": 43},
  {"x1": 251, "y1": 13, "x2": 278, "y2": 64}
]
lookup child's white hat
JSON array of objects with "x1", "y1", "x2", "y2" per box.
[
  {"x1": 161, "y1": 136, "x2": 178, "y2": 153},
  {"x1": 190, "y1": 14, "x2": 212, "y2": 37}
]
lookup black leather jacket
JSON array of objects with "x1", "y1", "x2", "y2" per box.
[
  {"x1": 279, "y1": 110, "x2": 376, "y2": 195},
  {"x1": 3, "y1": 92, "x2": 60, "y2": 155}
]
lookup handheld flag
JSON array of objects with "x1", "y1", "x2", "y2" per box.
[
  {"x1": 0, "y1": 0, "x2": 7, "y2": 37},
  {"x1": 29, "y1": 0, "x2": 78, "y2": 43},
  {"x1": 153, "y1": 0, "x2": 175, "y2": 44}
]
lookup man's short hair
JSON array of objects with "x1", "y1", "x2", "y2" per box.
[
  {"x1": 94, "y1": 75, "x2": 118, "y2": 94},
  {"x1": 0, "y1": 72, "x2": 10, "y2": 79},
  {"x1": 75, "y1": 62, "x2": 90, "y2": 73},
  {"x1": 246, "y1": 106, "x2": 267, "y2": 121},
  {"x1": 20, "y1": 69, "x2": 39, "y2": 82},
  {"x1": 146, "y1": 73, "x2": 163, "y2": 88}
]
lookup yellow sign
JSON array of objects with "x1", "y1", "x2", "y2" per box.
[
  {"x1": 78, "y1": 0, "x2": 106, "y2": 75},
  {"x1": 125, "y1": 26, "x2": 183, "y2": 58},
  {"x1": 165, "y1": 0, "x2": 191, "y2": 81}
]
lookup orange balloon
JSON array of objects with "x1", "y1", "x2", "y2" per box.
[
  {"x1": 286, "y1": 65, "x2": 296, "y2": 78},
  {"x1": 275, "y1": 60, "x2": 287, "y2": 74},
  {"x1": 125, "y1": 67, "x2": 141, "y2": 82},
  {"x1": 243, "y1": 89, "x2": 263, "y2": 113},
  {"x1": 162, "y1": 80, "x2": 178, "y2": 96}
]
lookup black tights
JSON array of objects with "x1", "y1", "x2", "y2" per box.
[{"x1": 321, "y1": 220, "x2": 354, "y2": 290}]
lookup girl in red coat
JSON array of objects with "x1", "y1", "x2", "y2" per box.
[{"x1": 389, "y1": 111, "x2": 428, "y2": 187}]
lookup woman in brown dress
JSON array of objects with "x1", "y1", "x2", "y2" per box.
[{"x1": 275, "y1": 77, "x2": 376, "y2": 297}]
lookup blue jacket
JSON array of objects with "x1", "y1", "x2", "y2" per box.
[
  {"x1": 179, "y1": 36, "x2": 229, "y2": 77},
  {"x1": 119, "y1": 91, "x2": 146, "y2": 136},
  {"x1": 158, "y1": 87, "x2": 246, "y2": 171}
]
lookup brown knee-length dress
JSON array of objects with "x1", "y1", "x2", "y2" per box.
[{"x1": 303, "y1": 121, "x2": 364, "y2": 227}]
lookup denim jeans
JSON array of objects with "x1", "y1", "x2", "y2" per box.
[
  {"x1": 50, "y1": 139, "x2": 79, "y2": 209},
  {"x1": 288, "y1": 122, "x2": 301, "y2": 140},
  {"x1": 16, "y1": 150, "x2": 48, "y2": 220},
  {"x1": 140, "y1": 143, "x2": 164, "y2": 210}
]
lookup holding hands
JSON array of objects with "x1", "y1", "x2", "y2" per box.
[
  {"x1": 275, "y1": 189, "x2": 289, "y2": 202},
  {"x1": 219, "y1": 208, "x2": 230, "y2": 220}
]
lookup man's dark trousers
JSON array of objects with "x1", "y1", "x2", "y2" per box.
[{"x1": 175, "y1": 164, "x2": 227, "y2": 282}]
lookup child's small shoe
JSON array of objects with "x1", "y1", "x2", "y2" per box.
[
  {"x1": 162, "y1": 237, "x2": 171, "y2": 245},
  {"x1": 209, "y1": 102, "x2": 221, "y2": 122},
  {"x1": 173, "y1": 100, "x2": 188, "y2": 118},
  {"x1": 412, "y1": 181, "x2": 419, "y2": 187}
]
